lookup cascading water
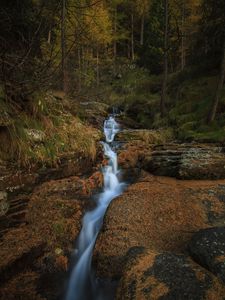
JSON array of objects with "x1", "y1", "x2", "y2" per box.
[{"x1": 65, "y1": 116, "x2": 124, "y2": 300}]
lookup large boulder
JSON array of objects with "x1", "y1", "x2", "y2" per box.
[
  {"x1": 144, "y1": 143, "x2": 225, "y2": 179},
  {"x1": 188, "y1": 227, "x2": 225, "y2": 284},
  {"x1": 94, "y1": 173, "x2": 225, "y2": 279},
  {"x1": 116, "y1": 248, "x2": 225, "y2": 300}
]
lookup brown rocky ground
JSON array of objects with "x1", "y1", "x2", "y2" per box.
[
  {"x1": 1, "y1": 124, "x2": 225, "y2": 299},
  {"x1": 0, "y1": 170, "x2": 103, "y2": 300},
  {"x1": 94, "y1": 172, "x2": 225, "y2": 279}
]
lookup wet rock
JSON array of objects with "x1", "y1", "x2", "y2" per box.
[
  {"x1": 188, "y1": 226, "x2": 225, "y2": 283},
  {"x1": 94, "y1": 173, "x2": 225, "y2": 278},
  {"x1": 144, "y1": 143, "x2": 225, "y2": 179},
  {"x1": 116, "y1": 249, "x2": 225, "y2": 300}
]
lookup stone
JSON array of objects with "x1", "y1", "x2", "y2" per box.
[
  {"x1": 0, "y1": 165, "x2": 105, "y2": 299},
  {"x1": 94, "y1": 173, "x2": 225, "y2": 279},
  {"x1": 188, "y1": 226, "x2": 225, "y2": 284},
  {"x1": 116, "y1": 249, "x2": 225, "y2": 300},
  {"x1": 144, "y1": 143, "x2": 225, "y2": 179},
  {"x1": 25, "y1": 129, "x2": 46, "y2": 142},
  {"x1": 79, "y1": 101, "x2": 109, "y2": 128}
]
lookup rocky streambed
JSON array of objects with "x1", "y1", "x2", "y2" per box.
[
  {"x1": 93, "y1": 129, "x2": 225, "y2": 299},
  {"x1": 1, "y1": 122, "x2": 225, "y2": 300}
]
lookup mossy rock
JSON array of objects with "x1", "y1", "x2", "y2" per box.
[{"x1": 117, "y1": 249, "x2": 225, "y2": 300}]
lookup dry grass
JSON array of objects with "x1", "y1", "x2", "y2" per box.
[{"x1": 0, "y1": 93, "x2": 101, "y2": 167}]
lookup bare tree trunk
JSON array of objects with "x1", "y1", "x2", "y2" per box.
[
  {"x1": 61, "y1": 0, "x2": 67, "y2": 92},
  {"x1": 140, "y1": 15, "x2": 144, "y2": 46},
  {"x1": 96, "y1": 46, "x2": 99, "y2": 86},
  {"x1": 127, "y1": 42, "x2": 130, "y2": 59},
  {"x1": 181, "y1": 0, "x2": 185, "y2": 70},
  {"x1": 207, "y1": 41, "x2": 225, "y2": 123},
  {"x1": 78, "y1": 48, "x2": 81, "y2": 91},
  {"x1": 131, "y1": 13, "x2": 135, "y2": 61},
  {"x1": 160, "y1": 0, "x2": 168, "y2": 118},
  {"x1": 47, "y1": 29, "x2": 51, "y2": 44},
  {"x1": 114, "y1": 7, "x2": 117, "y2": 59}
]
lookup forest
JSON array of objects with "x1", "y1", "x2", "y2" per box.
[{"x1": 0, "y1": 1, "x2": 225, "y2": 300}]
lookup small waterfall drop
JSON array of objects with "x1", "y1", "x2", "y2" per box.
[{"x1": 65, "y1": 116, "x2": 124, "y2": 300}]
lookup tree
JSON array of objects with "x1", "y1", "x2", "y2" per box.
[
  {"x1": 207, "y1": 41, "x2": 225, "y2": 123},
  {"x1": 160, "y1": 0, "x2": 168, "y2": 117},
  {"x1": 61, "y1": 0, "x2": 67, "y2": 92},
  {"x1": 199, "y1": 0, "x2": 225, "y2": 123},
  {"x1": 136, "y1": 0, "x2": 150, "y2": 46}
]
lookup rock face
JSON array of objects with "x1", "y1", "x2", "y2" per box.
[
  {"x1": 0, "y1": 152, "x2": 97, "y2": 195},
  {"x1": 116, "y1": 130, "x2": 225, "y2": 180},
  {"x1": 116, "y1": 248, "x2": 225, "y2": 300},
  {"x1": 144, "y1": 143, "x2": 225, "y2": 179},
  {"x1": 79, "y1": 101, "x2": 109, "y2": 128},
  {"x1": 116, "y1": 128, "x2": 173, "y2": 182},
  {"x1": 188, "y1": 227, "x2": 225, "y2": 284},
  {"x1": 94, "y1": 172, "x2": 225, "y2": 279}
]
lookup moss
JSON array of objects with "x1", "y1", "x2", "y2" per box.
[
  {"x1": 178, "y1": 125, "x2": 225, "y2": 143},
  {"x1": 52, "y1": 222, "x2": 65, "y2": 236}
]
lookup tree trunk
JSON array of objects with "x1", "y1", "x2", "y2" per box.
[
  {"x1": 181, "y1": 0, "x2": 185, "y2": 70},
  {"x1": 207, "y1": 41, "x2": 225, "y2": 124},
  {"x1": 61, "y1": 0, "x2": 67, "y2": 92},
  {"x1": 160, "y1": 0, "x2": 168, "y2": 117},
  {"x1": 140, "y1": 15, "x2": 144, "y2": 46},
  {"x1": 114, "y1": 7, "x2": 117, "y2": 59},
  {"x1": 127, "y1": 42, "x2": 130, "y2": 59},
  {"x1": 131, "y1": 13, "x2": 135, "y2": 61},
  {"x1": 96, "y1": 46, "x2": 99, "y2": 86},
  {"x1": 47, "y1": 29, "x2": 51, "y2": 44},
  {"x1": 78, "y1": 48, "x2": 81, "y2": 91}
]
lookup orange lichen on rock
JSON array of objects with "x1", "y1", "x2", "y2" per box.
[
  {"x1": 94, "y1": 172, "x2": 225, "y2": 278},
  {"x1": 117, "y1": 250, "x2": 225, "y2": 300}
]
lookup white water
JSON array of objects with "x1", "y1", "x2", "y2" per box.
[
  {"x1": 104, "y1": 116, "x2": 120, "y2": 143},
  {"x1": 66, "y1": 116, "x2": 124, "y2": 300}
]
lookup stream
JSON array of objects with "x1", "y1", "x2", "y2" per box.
[{"x1": 65, "y1": 116, "x2": 125, "y2": 300}]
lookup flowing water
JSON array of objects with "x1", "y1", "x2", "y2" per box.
[{"x1": 65, "y1": 116, "x2": 125, "y2": 300}]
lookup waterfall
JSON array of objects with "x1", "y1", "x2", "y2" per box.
[{"x1": 65, "y1": 116, "x2": 124, "y2": 300}]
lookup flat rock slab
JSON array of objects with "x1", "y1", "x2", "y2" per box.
[
  {"x1": 94, "y1": 172, "x2": 225, "y2": 278},
  {"x1": 188, "y1": 226, "x2": 225, "y2": 283},
  {"x1": 116, "y1": 249, "x2": 225, "y2": 300},
  {"x1": 144, "y1": 143, "x2": 225, "y2": 179}
]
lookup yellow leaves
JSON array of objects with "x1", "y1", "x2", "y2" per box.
[
  {"x1": 84, "y1": 3, "x2": 112, "y2": 45},
  {"x1": 136, "y1": 0, "x2": 151, "y2": 17}
]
